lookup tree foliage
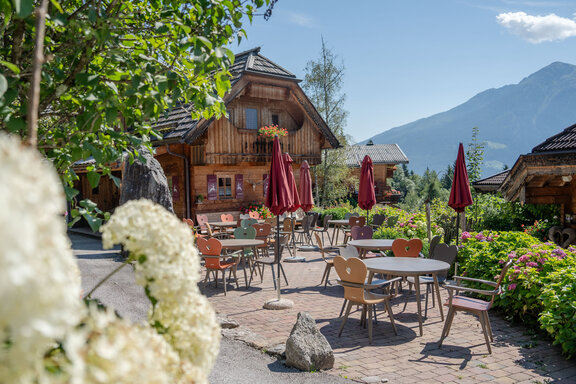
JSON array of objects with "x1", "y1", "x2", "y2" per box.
[
  {"x1": 0, "y1": 0, "x2": 269, "y2": 221},
  {"x1": 302, "y1": 37, "x2": 352, "y2": 206}
]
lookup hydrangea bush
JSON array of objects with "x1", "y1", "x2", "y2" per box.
[{"x1": 458, "y1": 230, "x2": 576, "y2": 357}]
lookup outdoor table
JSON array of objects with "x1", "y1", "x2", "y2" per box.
[
  {"x1": 348, "y1": 239, "x2": 394, "y2": 258},
  {"x1": 364, "y1": 257, "x2": 450, "y2": 336},
  {"x1": 219, "y1": 239, "x2": 264, "y2": 288},
  {"x1": 328, "y1": 219, "x2": 349, "y2": 245}
]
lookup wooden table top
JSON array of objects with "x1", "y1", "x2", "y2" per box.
[{"x1": 364, "y1": 257, "x2": 450, "y2": 275}]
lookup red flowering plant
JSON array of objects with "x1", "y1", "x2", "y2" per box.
[
  {"x1": 258, "y1": 125, "x2": 288, "y2": 139},
  {"x1": 242, "y1": 203, "x2": 272, "y2": 219}
]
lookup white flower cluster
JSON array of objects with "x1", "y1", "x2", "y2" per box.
[
  {"x1": 59, "y1": 304, "x2": 187, "y2": 384},
  {"x1": 0, "y1": 133, "x2": 83, "y2": 383},
  {"x1": 101, "y1": 199, "x2": 220, "y2": 383}
]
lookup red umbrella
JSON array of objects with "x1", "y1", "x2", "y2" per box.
[
  {"x1": 264, "y1": 136, "x2": 293, "y2": 302},
  {"x1": 449, "y1": 143, "x2": 473, "y2": 244},
  {"x1": 299, "y1": 160, "x2": 314, "y2": 212},
  {"x1": 283, "y1": 153, "x2": 301, "y2": 212},
  {"x1": 265, "y1": 137, "x2": 293, "y2": 216},
  {"x1": 358, "y1": 155, "x2": 376, "y2": 224}
]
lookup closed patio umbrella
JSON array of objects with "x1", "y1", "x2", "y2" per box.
[
  {"x1": 448, "y1": 143, "x2": 473, "y2": 245},
  {"x1": 264, "y1": 136, "x2": 293, "y2": 308},
  {"x1": 283, "y1": 153, "x2": 301, "y2": 212},
  {"x1": 299, "y1": 160, "x2": 314, "y2": 212},
  {"x1": 358, "y1": 155, "x2": 376, "y2": 225}
]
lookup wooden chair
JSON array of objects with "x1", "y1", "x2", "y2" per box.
[
  {"x1": 240, "y1": 218, "x2": 258, "y2": 228},
  {"x1": 249, "y1": 211, "x2": 261, "y2": 219},
  {"x1": 197, "y1": 237, "x2": 238, "y2": 295},
  {"x1": 344, "y1": 212, "x2": 360, "y2": 220},
  {"x1": 196, "y1": 214, "x2": 209, "y2": 235},
  {"x1": 249, "y1": 234, "x2": 289, "y2": 289},
  {"x1": 371, "y1": 213, "x2": 386, "y2": 229},
  {"x1": 205, "y1": 223, "x2": 228, "y2": 239},
  {"x1": 334, "y1": 256, "x2": 399, "y2": 344},
  {"x1": 294, "y1": 215, "x2": 311, "y2": 245},
  {"x1": 391, "y1": 238, "x2": 423, "y2": 257},
  {"x1": 350, "y1": 225, "x2": 374, "y2": 240},
  {"x1": 343, "y1": 216, "x2": 366, "y2": 244},
  {"x1": 252, "y1": 223, "x2": 272, "y2": 258},
  {"x1": 311, "y1": 214, "x2": 333, "y2": 246},
  {"x1": 438, "y1": 259, "x2": 513, "y2": 354},
  {"x1": 220, "y1": 213, "x2": 234, "y2": 223},
  {"x1": 315, "y1": 233, "x2": 340, "y2": 289}
]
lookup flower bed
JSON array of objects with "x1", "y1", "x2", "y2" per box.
[{"x1": 458, "y1": 231, "x2": 576, "y2": 357}]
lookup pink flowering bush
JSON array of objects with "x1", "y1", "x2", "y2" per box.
[{"x1": 458, "y1": 231, "x2": 576, "y2": 357}]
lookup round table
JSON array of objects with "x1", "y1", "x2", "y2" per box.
[
  {"x1": 364, "y1": 257, "x2": 450, "y2": 336},
  {"x1": 219, "y1": 239, "x2": 264, "y2": 288},
  {"x1": 328, "y1": 219, "x2": 349, "y2": 245},
  {"x1": 348, "y1": 239, "x2": 394, "y2": 257}
]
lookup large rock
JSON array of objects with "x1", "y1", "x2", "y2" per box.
[
  {"x1": 285, "y1": 312, "x2": 334, "y2": 371},
  {"x1": 119, "y1": 147, "x2": 174, "y2": 213}
]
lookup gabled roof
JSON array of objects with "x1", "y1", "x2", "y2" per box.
[
  {"x1": 472, "y1": 170, "x2": 509, "y2": 192},
  {"x1": 152, "y1": 47, "x2": 340, "y2": 149},
  {"x1": 532, "y1": 123, "x2": 576, "y2": 153},
  {"x1": 345, "y1": 142, "x2": 409, "y2": 167}
]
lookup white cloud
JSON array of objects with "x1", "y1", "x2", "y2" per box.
[
  {"x1": 496, "y1": 11, "x2": 576, "y2": 43},
  {"x1": 286, "y1": 11, "x2": 315, "y2": 28}
]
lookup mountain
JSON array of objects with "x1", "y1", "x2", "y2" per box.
[{"x1": 366, "y1": 62, "x2": 576, "y2": 177}]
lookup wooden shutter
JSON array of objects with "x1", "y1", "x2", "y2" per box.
[
  {"x1": 207, "y1": 175, "x2": 217, "y2": 200},
  {"x1": 235, "y1": 174, "x2": 244, "y2": 199}
]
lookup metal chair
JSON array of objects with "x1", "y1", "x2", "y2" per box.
[
  {"x1": 312, "y1": 214, "x2": 333, "y2": 246},
  {"x1": 307, "y1": 212, "x2": 319, "y2": 229},
  {"x1": 438, "y1": 260, "x2": 513, "y2": 354},
  {"x1": 294, "y1": 215, "x2": 311, "y2": 245},
  {"x1": 249, "y1": 234, "x2": 289, "y2": 289},
  {"x1": 343, "y1": 216, "x2": 366, "y2": 244},
  {"x1": 315, "y1": 233, "x2": 340, "y2": 288}
]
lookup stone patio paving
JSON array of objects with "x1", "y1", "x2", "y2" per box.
[{"x1": 202, "y1": 236, "x2": 576, "y2": 383}]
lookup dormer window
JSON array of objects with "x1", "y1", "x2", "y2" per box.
[{"x1": 245, "y1": 108, "x2": 258, "y2": 129}]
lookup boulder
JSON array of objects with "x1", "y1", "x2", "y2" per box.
[
  {"x1": 119, "y1": 147, "x2": 173, "y2": 213},
  {"x1": 285, "y1": 312, "x2": 334, "y2": 371}
]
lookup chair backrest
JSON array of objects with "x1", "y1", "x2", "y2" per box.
[
  {"x1": 239, "y1": 213, "x2": 250, "y2": 220},
  {"x1": 234, "y1": 226, "x2": 256, "y2": 239},
  {"x1": 249, "y1": 211, "x2": 261, "y2": 219},
  {"x1": 264, "y1": 217, "x2": 276, "y2": 227},
  {"x1": 240, "y1": 218, "x2": 258, "y2": 228},
  {"x1": 371, "y1": 213, "x2": 386, "y2": 227},
  {"x1": 307, "y1": 212, "x2": 319, "y2": 228},
  {"x1": 269, "y1": 234, "x2": 288, "y2": 263},
  {"x1": 490, "y1": 259, "x2": 514, "y2": 305},
  {"x1": 221, "y1": 213, "x2": 234, "y2": 223},
  {"x1": 334, "y1": 256, "x2": 368, "y2": 303},
  {"x1": 282, "y1": 217, "x2": 294, "y2": 232},
  {"x1": 348, "y1": 216, "x2": 366, "y2": 227},
  {"x1": 321, "y1": 214, "x2": 333, "y2": 229},
  {"x1": 386, "y1": 216, "x2": 399, "y2": 227},
  {"x1": 253, "y1": 223, "x2": 272, "y2": 238},
  {"x1": 392, "y1": 238, "x2": 423, "y2": 257},
  {"x1": 182, "y1": 218, "x2": 195, "y2": 227},
  {"x1": 428, "y1": 235, "x2": 442, "y2": 257},
  {"x1": 351, "y1": 225, "x2": 374, "y2": 240},
  {"x1": 196, "y1": 237, "x2": 224, "y2": 268},
  {"x1": 299, "y1": 215, "x2": 310, "y2": 232},
  {"x1": 196, "y1": 214, "x2": 209, "y2": 231},
  {"x1": 431, "y1": 243, "x2": 458, "y2": 278},
  {"x1": 314, "y1": 233, "x2": 328, "y2": 261},
  {"x1": 205, "y1": 223, "x2": 215, "y2": 237},
  {"x1": 339, "y1": 244, "x2": 359, "y2": 259},
  {"x1": 344, "y1": 212, "x2": 360, "y2": 220}
]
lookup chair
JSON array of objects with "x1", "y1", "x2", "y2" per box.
[
  {"x1": 350, "y1": 225, "x2": 374, "y2": 240},
  {"x1": 339, "y1": 244, "x2": 360, "y2": 259},
  {"x1": 249, "y1": 211, "x2": 261, "y2": 219},
  {"x1": 197, "y1": 237, "x2": 238, "y2": 295},
  {"x1": 391, "y1": 238, "x2": 423, "y2": 257},
  {"x1": 264, "y1": 217, "x2": 276, "y2": 227},
  {"x1": 205, "y1": 223, "x2": 228, "y2": 239},
  {"x1": 232, "y1": 226, "x2": 257, "y2": 272},
  {"x1": 220, "y1": 213, "x2": 234, "y2": 223},
  {"x1": 249, "y1": 234, "x2": 289, "y2": 289},
  {"x1": 405, "y1": 243, "x2": 458, "y2": 316},
  {"x1": 344, "y1": 212, "x2": 360, "y2": 220},
  {"x1": 240, "y1": 218, "x2": 258, "y2": 228},
  {"x1": 371, "y1": 213, "x2": 386, "y2": 229},
  {"x1": 196, "y1": 214, "x2": 209, "y2": 234},
  {"x1": 294, "y1": 215, "x2": 311, "y2": 245},
  {"x1": 307, "y1": 212, "x2": 319, "y2": 229},
  {"x1": 438, "y1": 260, "x2": 514, "y2": 354},
  {"x1": 252, "y1": 223, "x2": 272, "y2": 258},
  {"x1": 312, "y1": 214, "x2": 333, "y2": 246},
  {"x1": 343, "y1": 216, "x2": 366, "y2": 244},
  {"x1": 334, "y1": 256, "x2": 399, "y2": 344},
  {"x1": 315, "y1": 233, "x2": 340, "y2": 288},
  {"x1": 428, "y1": 235, "x2": 442, "y2": 258}
]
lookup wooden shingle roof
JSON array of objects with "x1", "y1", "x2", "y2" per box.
[
  {"x1": 532, "y1": 123, "x2": 576, "y2": 153},
  {"x1": 345, "y1": 143, "x2": 409, "y2": 167},
  {"x1": 230, "y1": 47, "x2": 298, "y2": 84},
  {"x1": 472, "y1": 170, "x2": 509, "y2": 192}
]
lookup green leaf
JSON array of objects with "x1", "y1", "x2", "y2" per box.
[
  {"x1": 64, "y1": 185, "x2": 79, "y2": 200},
  {"x1": 83, "y1": 213, "x2": 102, "y2": 232},
  {"x1": 110, "y1": 174, "x2": 121, "y2": 188},
  {"x1": 5, "y1": 116, "x2": 25, "y2": 133},
  {"x1": 86, "y1": 171, "x2": 101, "y2": 189},
  {"x1": 13, "y1": 0, "x2": 33, "y2": 18},
  {"x1": 0, "y1": 74, "x2": 7, "y2": 97},
  {"x1": 49, "y1": 0, "x2": 63, "y2": 13},
  {"x1": 0, "y1": 60, "x2": 20, "y2": 74}
]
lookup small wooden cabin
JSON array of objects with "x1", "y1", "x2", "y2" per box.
[
  {"x1": 76, "y1": 47, "x2": 340, "y2": 220},
  {"x1": 500, "y1": 123, "x2": 576, "y2": 225},
  {"x1": 345, "y1": 141, "x2": 409, "y2": 203}
]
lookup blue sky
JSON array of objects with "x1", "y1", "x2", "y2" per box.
[{"x1": 234, "y1": 0, "x2": 576, "y2": 143}]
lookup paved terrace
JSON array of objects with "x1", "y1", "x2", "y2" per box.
[{"x1": 203, "y1": 233, "x2": 576, "y2": 383}]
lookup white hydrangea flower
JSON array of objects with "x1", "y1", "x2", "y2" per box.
[
  {"x1": 101, "y1": 199, "x2": 220, "y2": 383},
  {"x1": 57, "y1": 304, "x2": 188, "y2": 384},
  {"x1": 0, "y1": 133, "x2": 83, "y2": 383}
]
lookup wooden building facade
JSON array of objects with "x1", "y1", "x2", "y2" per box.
[{"x1": 76, "y1": 48, "x2": 340, "y2": 219}]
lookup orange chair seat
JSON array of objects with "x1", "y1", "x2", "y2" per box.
[{"x1": 444, "y1": 296, "x2": 492, "y2": 312}]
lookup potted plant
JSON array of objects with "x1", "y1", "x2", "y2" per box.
[
  {"x1": 258, "y1": 125, "x2": 288, "y2": 140},
  {"x1": 196, "y1": 194, "x2": 204, "y2": 204}
]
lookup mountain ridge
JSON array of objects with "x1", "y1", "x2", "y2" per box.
[{"x1": 366, "y1": 61, "x2": 576, "y2": 176}]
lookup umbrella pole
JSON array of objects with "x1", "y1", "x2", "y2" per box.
[
  {"x1": 455, "y1": 213, "x2": 460, "y2": 246},
  {"x1": 276, "y1": 215, "x2": 281, "y2": 301}
]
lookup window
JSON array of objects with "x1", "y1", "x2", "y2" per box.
[
  {"x1": 271, "y1": 114, "x2": 279, "y2": 126},
  {"x1": 218, "y1": 177, "x2": 232, "y2": 198},
  {"x1": 245, "y1": 108, "x2": 258, "y2": 129}
]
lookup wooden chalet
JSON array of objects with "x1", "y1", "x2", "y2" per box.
[
  {"x1": 472, "y1": 170, "x2": 509, "y2": 193},
  {"x1": 500, "y1": 123, "x2": 576, "y2": 224},
  {"x1": 76, "y1": 47, "x2": 341, "y2": 220},
  {"x1": 345, "y1": 141, "x2": 409, "y2": 204}
]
